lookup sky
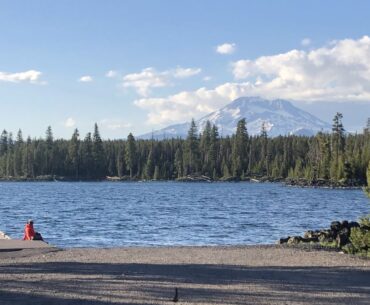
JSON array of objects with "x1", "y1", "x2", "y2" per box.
[{"x1": 0, "y1": 0, "x2": 369, "y2": 139}]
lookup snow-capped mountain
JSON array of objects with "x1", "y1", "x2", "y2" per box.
[{"x1": 139, "y1": 97, "x2": 331, "y2": 139}]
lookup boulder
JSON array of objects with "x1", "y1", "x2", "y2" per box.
[
  {"x1": 0, "y1": 231, "x2": 11, "y2": 239},
  {"x1": 301, "y1": 237, "x2": 319, "y2": 243},
  {"x1": 277, "y1": 237, "x2": 290, "y2": 244},
  {"x1": 348, "y1": 221, "x2": 360, "y2": 229},
  {"x1": 304, "y1": 230, "x2": 314, "y2": 238},
  {"x1": 330, "y1": 221, "x2": 342, "y2": 233},
  {"x1": 341, "y1": 220, "x2": 349, "y2": 229},
  {"x1": 336, "y1": 228, "x2": 350, "y2": 247},
  {"x1": 287, "y1": 236, "x2": 302, "y2": 245}
]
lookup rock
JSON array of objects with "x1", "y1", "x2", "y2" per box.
[
  {"x1": 336, "y1": 228, "x2": 350, "y2": 247},
  {"x1": 341, "y1": 220, "x2": 349, "y2": 229},
  {"x1": 0, "y1": 231, "x2": 11, "y2": 239},
  {"x1": 287, "y1": 236, "x2": 302, "y2": 245},
  {"x1": 301, "y1": 237, "x2": 319, "y2": 243},
  {"x1": 277, "y1": 237, "x2": 290, "y2": 244},
  {"x1": 348, "y1": 221, "x2": 360, "y2": 229},
  {"x1": 318, "y1": 232, "x2": 333, "y2": 243},
  {"x1": 304, "y1": 230, "x2": 314, "y2": 238},
  {"x1": 330, "y1": 221, "x2": 342, "y2": 232}
]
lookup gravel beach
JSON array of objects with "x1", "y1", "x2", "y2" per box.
[{"x1": 0, "y1": 245, "x2": 369, "y2": 305}]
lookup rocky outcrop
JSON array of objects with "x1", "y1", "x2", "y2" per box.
[
  {"x1": 285, "y1": 178, "x2": 362, "y2": 189},
  {"x1": 278, "y1": 220, "x2": 360, "y2": 249},
  {"x1": 0, "y1": 231, "x2": 11, "y2": 239}
]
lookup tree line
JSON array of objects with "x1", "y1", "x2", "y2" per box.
[{"x1": 0, "y1": 113, "x2": 369, "y2": 184}]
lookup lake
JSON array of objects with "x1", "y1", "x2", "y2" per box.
[{"x1": 0, "y1": 182, "x2": 368, "y2": 248}]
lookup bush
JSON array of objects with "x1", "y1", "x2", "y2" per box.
[{"x1": 349, "y1": 215, "x2": 370, "y2": 257}]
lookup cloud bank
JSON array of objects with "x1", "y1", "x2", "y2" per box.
[{"x1": 136, "y1": 36, "x2": 370, "y2": 125}]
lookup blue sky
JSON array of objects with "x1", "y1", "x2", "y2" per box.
[{"x1": 0, "y1": 0, "x2": 369, "y2": 139}]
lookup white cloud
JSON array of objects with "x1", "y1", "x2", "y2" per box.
[
  {"x1": 134, "y1": 82, "x2": 251, "y2": 125},
  {"x1": 100, "y1": 119, "x2": 132, "y2": 130},
  {"x1": 123, "y1": 66, "x2": 202, "y2": 96},
  {"x1": 78, "y1": 75, "x2": 93, "y2": 82},
  {"x1": 173, "y1": 67, "x2": 202, "y2": 78},
  {"x1": 216, "y1": 43, "x2": 236, "y2": 55},
  {"x1": 231, "y1": 35, "x2": 370, "y2": 101},
  {"x1": 123, "y1": 68, "x2": 168, "y2": 96},
  {"x1": 64, "y1": 117, "x2": 76, "y2": 128},
  {"x1": 301, "y1": 38, "x2": 311, "y2": 46},
  {"x1": 135, "y1": 36, "x2": 370, "y2": 126},
  {"x1": 0, "y1": 70, "x2": 42, "y2": 83},
  {"x1": 203, "y1": 76, "x2": 212, "y2": 81},
  {"x1": 106, "y1": 70, "x2": 118, "y2": 78}
]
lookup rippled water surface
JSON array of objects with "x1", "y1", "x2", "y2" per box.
[{"x1": 0, "y1": 182, "x2": 368, "y2": 247}]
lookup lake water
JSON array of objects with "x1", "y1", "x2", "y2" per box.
[{"x1": 0, "y1": 182, "x2": 368, "y2": 248}]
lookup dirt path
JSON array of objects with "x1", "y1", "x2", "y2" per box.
[{"x1": 0, "y1": 245, "x2": 369, "y2": 305}]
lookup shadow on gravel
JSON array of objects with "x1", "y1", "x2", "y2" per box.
[{"x1": 0, "y1": 262, "x2": 369, "y2": 305}]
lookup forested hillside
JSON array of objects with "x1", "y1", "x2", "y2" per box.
[{"x1": 0, "y1": 113, "x2": 369, "y2": 184}]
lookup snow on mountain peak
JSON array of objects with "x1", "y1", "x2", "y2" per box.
[{"x1": 139, "y1": 97, "x2": 331, "y2": 139}]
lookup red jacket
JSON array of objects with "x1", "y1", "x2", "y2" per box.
[{"x1": 23, "y1": 223, "x2": 35, "y2": 240}]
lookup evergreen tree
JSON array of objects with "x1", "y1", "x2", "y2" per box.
[
  {"x1": 125, "y1": 133, "x2": 136, "y2": 178},
  {"x1": 0, "y1": 130, "x2": 8, "y2": 156},
  {"x1": 200, "y1": 121, "x2": 212, "y2": 175},
  {"x1": 13, "y1": 129, "x2": 24, "y2": 177},
  {"x1": 184, "y1": 119, "x2": 200, "y2": 174},
  {"x1": 145, "y1": 149, "x2": 154, "y2": 179},
  {"x1": 116, "y1": 142, "x2": 126, "y2": 177},
  {"x1": 45, "y1": 126, "x2": 54, "y2": 174},
  {"x1": 92, "y1": 123, "x2": 105, "y2": 178},
  {"x1": 80, "y1": 133, "x2": 94, "y2": 178},
  {"x1": 174, "y1": 147, "x2": 183, "y2": 178},
  {"x1": 231, "y1": 118, "x2": 248, "y2": 177},
  {"x1": 68, "y1": 129, "x2": 80, "y2": 179},
  {"x1": 209, "y1": 125, "x2": 220, "y2": 178},
  {"x1": 22, "y1": 136, "x2": 34, "y2": 177},
  {"x1": 331, "y1": 112, "x2": 345, "y2": 180}
]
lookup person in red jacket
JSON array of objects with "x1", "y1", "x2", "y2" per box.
[{"x1": 23, "y1": 219, "x2": 36, "y2": 240}]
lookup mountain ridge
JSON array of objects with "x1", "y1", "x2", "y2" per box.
[{"x1": 139, "y1": 97, "x2": 331, "y2": 139}]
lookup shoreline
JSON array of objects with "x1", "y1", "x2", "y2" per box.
[
  {"x1": 0, "y1": 244, "x2": 369, "y2": 305},
  {"x1": 0, "y1": 177, "x2": 365, "y2": 190}
]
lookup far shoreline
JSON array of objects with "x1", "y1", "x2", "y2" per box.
[{"x1": 0, "y1": 175, "x2": 365, "y2": 190}]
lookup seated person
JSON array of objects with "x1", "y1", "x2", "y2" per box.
[{"x1": 23, "y1": 219, "x2": 43, "y2": 241}]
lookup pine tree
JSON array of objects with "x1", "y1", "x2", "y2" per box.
[
  {"x1": 209, "y1": 124, "x2": 220, "y2": 178},
  {"x1": 174, "y1": 147, "x2": 183, "y2": 178},
  {"x1": 6, "y1": 133, "x2": 14, "y2": 177},
  {"x1": 13, "y1": 129, "x2": 24, "y2": 177},
  {"x1": 331, "y1": 113, "x2": 345, "y2": 180},
  {"x1": 0, "y1": 130, "x2": 8, "y2": 156},
  {"x1": 145, "y1": 149, "x2": 154, "y2": 179},
  {"x1": 116, "y1": 142, "x2": 126, "y2": 177},
  {"x1": 80, "y1": 132, "x2": 94, "y2": 178},
  {"x1": 231, "y1": 118, "x2": 248, "y2": 177},
  {"x1": 68, "y1": 129, "x2": 80, "y2": 179},
  {"x1": 22, "y1": 136, "x2": 34, "y2": 177},
  {"x1": 45, "y1": 126, "x2": 54, "y2": 175},
  {"x1": 125, "y1": 133, "x2": 136, "y2": 178},
  {"x1": 200, "y1": 121, "x2": 212, "y2": 175},
  {"x1": 184, "y1": 119, "x2": 200, "y2": 174},
  {"x1": 92, "y1": 123, "x2": 105, "y2": 178}
]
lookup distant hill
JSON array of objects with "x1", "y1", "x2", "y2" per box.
[{"x1": 139, "y1": 96, "x2": 331, "y2": 139}]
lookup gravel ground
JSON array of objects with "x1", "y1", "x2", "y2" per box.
[{"x1": 0, "y1": 245, "x2": 369, "y2": 305}]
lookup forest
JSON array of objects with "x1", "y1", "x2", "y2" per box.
[{"x1": 0, "y1": 113, "x2": 369, "y2": 185}]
